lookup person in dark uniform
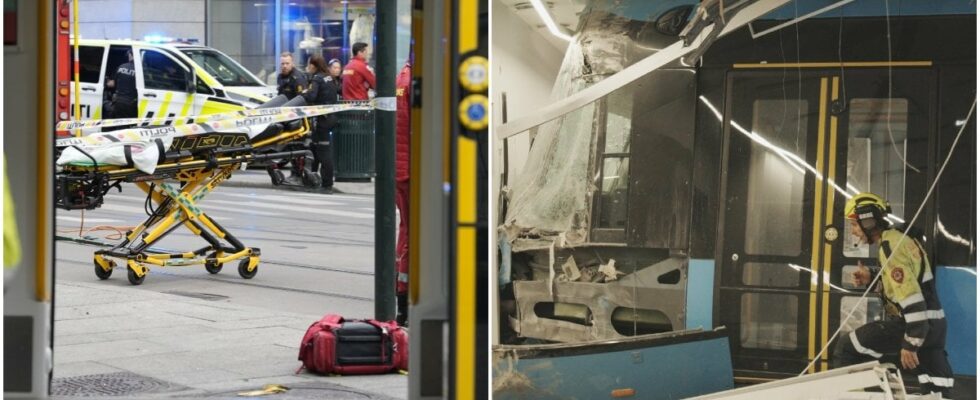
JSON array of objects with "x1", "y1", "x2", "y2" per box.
[
  {"x1": 327, "y1": 58, "x2": 343, "y2": 97},
  {"x1": 832, "y1": 192, "x2": 954, "y2": 397},
  {"x1": 276, "y1": 52, "x2": 307, "y2": 100},
  {"x1": 301, "y1": 55, "x2": 340, "y2": 192},
  {"x1": 105, "y1": 49, "x2": 138, "y2": 120}
]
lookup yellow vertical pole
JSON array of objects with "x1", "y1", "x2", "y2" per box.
[
  {"x1": 71, "y1": 0, "x2": 82, "y2": 136},
  {"x1": 73, "y1": 0, "x2": 82, "y2": 137}
]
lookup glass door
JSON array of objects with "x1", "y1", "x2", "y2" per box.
[{"x1": 718, "y1": 67, "x2": 934, "y2": 377}]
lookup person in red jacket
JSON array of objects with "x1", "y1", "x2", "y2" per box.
[
  {"x1": 341, "y1": 42, "x2": 376, "y2": 100},
  {"x1": 394, "y1": 58, "x2": 412, "y2": 327}
]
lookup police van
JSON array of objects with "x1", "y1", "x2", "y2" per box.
[{"x1": 70, "y1": 38, "x2": 276, "y2": 123}]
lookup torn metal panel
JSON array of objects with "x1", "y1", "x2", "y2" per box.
[{"x1": 513, "y1": 256, "x2": 687, "y2": 342}]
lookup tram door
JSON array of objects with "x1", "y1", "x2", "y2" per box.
[{"x1": 718, "y1": 66, "x2": 933, "y2": 377}]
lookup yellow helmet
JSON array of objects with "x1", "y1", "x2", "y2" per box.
[{"x1": 844, "y1": 192, "x2": 892, "y2": 233}]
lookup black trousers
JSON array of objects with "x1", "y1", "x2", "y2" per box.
[
  {"x1": 104, "y1": 97, "x2": 138, "y2": 132},
  {"x1": 833, "y1": 318, "x2": 954, "y2": 395},
  {"x1": 310, "y1": 120, "x2": 334, "y2": 188}
]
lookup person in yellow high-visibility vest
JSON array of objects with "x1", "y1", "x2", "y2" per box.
[{"x1": 832, "y1": 192, "x2": 953, "y2": 396}]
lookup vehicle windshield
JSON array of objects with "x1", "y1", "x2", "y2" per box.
[{"x1": 180, "y1": 49, "x2": 264, "y2": 87}]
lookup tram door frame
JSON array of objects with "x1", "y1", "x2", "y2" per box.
[{"x1": 716, "y1": 64, "x2": 935, "y2": 378}]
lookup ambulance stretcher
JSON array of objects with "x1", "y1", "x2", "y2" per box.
[{"x1": 54, "y1": 96, "x2": 373, "y2": 285}]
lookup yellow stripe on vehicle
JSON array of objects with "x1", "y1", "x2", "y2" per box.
[
  {"x1": 455, "y1": 226, "x2": 476, "y2": 400},
  {"x1": 37, "y1": 0, "x2": 52, "y2": 302},
  {"x1": 178, "y1": 93, "x2": 193, "y2": 123},
  {"x1": 807, "y1": 77, "x2": 829, "y2": 373},
  {"x1": 153, "y1": 92, "x2": 174, "y2": 125},
  {"x1": 820, "y1": 76, "x2": 841, "y2": 370},
  {"x1": 458, "y1": 0, "x2": 477, "y2": 54},
  {"x1": 457, "y1": 137, "x2": 477, "y2": 223},
  {"x1": 138, "y1": 98, "x2": 149, "y2": 119}
]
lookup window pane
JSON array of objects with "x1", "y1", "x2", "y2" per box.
[
  {"x1": 839, "y1": 296, "x2": 883, "y2": 333},
  {"x1": 844, "y1": 98, "x2": 909, "y2": 258},
  {"x1": 605, "y1": 90, "x2": 632, "y2": 154},
  {"x1": 742, "y1": 262, "x2": 802, "y2": 287},
  {"x1": 598, "y1": 157, "x2": 629, "y2": 228},
  {"x1": 743, "y1": 99, "x2": 808, "y2": 256},
  {"x1": 740, "y1": 294, "x2": 798, "y2": 350},
  {"x1": 72, "y1": 46, "x2": 105, "y2": 84},
  {"x1": 141, "y1": 51, "x2": 189, "y2": 91}
]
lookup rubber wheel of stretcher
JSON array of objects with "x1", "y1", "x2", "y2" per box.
[
  {"x1": 127, "y1": 266, "x2": 146, "y2": 285},
  {"x1": 205, "y1": 254, "x2": 223, "y2": 274},
  {"x1": 238, "y1": 258, "x2": 258, "y2": 279},
  {"x1": 302, "y1": 170, "x2": 322, "y2": 188},
  {"x1": 270, "y1": 169, "x2": 286, "y2": 186},
  {"x1": 94, "y1": 260, "x2": 114, "y2": 280}
]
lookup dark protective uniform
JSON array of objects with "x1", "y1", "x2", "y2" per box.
[
  {"x1": 109, "y1": 61, "x2": 138, "y2": 119},
  {"x1": 302, "y1": 72, "x2": 340, "y2": 188},
  {"x1": 833, "y1": 228, "x2": 954, "y2": 396},
  {"x1": 277, "y1": 68, "x2": 308, "y2": 100}
]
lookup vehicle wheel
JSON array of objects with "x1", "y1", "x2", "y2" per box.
[
  {"x1": 205, "y1": 258, "x2": 223, "y2": 274},
  {"x1": 238, "y1": 258, "x2": 258, "y2": 279},
  {"x1": 94, "y1": 259, "x2": 114, "y2": 280},
  {"x1": 127, "y1": 266, "x2": 146, "y2": 285}
]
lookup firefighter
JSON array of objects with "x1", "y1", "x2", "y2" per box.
[
  {"x1": 301, "y1": 55, "x2": 339, "y2": 192},
  {"x1": 277, "y1": 52, "x2": 308, "y2": 100},
  {"x1": 832, "y1": 192, "x2": 953, "y2": 396},
  {"x1": 341, "y1": 42, "x2": 376, "y2": 101},
  {"x1": 394, "y1": 57, "x2": 412, "y2": 326}
]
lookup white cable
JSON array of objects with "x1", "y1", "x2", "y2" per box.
[
  {"x1": 884, "y1": 0, "x2": 921, "y2": 173},
  {"x1": 800, "y1": 97, "x2": 977, "y2": 376}
]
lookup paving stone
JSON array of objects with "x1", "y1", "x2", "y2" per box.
[{"x1": 56, "y1": 339, "x2": 177, "y2": 364}]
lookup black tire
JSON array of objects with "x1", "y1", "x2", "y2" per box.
[
  {"x1": 302, "y1": 170, "x2": 322, "y2": 188},
  {"x1": 94, "y1": 260, "x2": 113, "y2": 280},
  {"x1": 205, "y1": 259, "x2": 223, "y2": 274},
  {"x1": 268, "y1": 168, "x2": 285, "y2": 186},
  {"x1": 127, "y1": 266, "x2": 146, "y2": 285},
  {"x1": 238, "y1": 258, "x2": 258, "y2": 279}
]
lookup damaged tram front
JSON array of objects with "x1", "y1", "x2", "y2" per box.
[{"x1": 493, "y1": 0, "x2": 976, "y2": 397}]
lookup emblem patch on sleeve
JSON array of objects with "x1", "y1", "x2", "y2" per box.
[{"x1": 890, "y1": 268, "x2": 905, "y2": 284}]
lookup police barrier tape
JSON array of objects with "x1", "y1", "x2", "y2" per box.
[
  {"x1": 55, "y1": 102, "x2": 375, "y2": 148},
  {"x1": 56, "y1": 100, "x2": 374, "y2": 131}
]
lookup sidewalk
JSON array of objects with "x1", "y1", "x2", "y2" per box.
[
  {"x1": 223, "y1": 169, "x2": 375, "y2": 196},
  {"x1": 52, "y1": 281, "x2": 406, "y2": 399}
]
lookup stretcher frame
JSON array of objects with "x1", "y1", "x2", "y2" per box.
[{"x1": 60, "y1": 118, "x2": 314, "y2": 285}]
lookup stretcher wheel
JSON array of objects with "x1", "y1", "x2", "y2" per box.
[
  {"x1": 205, "y1": 252, "x2": 223, "y2": 274},
  {"x1": 238, "y1": 258, "x2": 258, "y2": 279},
  {"x1": 127, "y1": 266, "x2": 146, "y2": 285},
  {"x1": 302, "y1": 170, "x2": 322, "y2": 188},
  {"x1": 269, "y1": 169, "x2": 286, "y2": 186},
  {"x1": 94, "y1": 260, "x2": 114, "y2": 280}
]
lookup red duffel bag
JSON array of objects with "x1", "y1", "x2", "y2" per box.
[{"x1": 297, "y1": 314, "x2": 408, "y2": 375}]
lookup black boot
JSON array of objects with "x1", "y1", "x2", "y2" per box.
[{"x1": 396, "y1": 293, "x2": 408, "y2": 327}]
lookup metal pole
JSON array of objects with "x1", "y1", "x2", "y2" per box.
[
  {"x1": 374, "y1": 0, "x2": 397, "y2": 321},
  {"x1": 342, "y1": 3, "x2": 349, "y2": 64}
]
